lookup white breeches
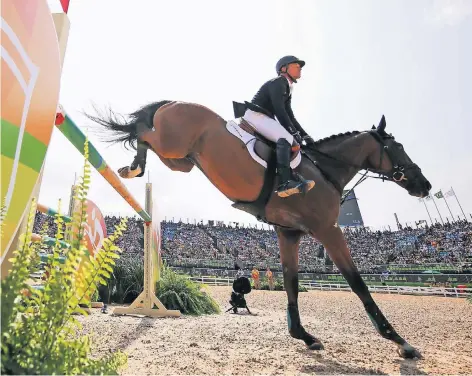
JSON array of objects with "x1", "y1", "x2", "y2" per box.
[{"x1": 242, "y1": 109, "x2": 293, "y2": 144}]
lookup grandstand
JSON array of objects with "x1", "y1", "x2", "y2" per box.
[{"x1": 34, "y1": 211, "x2": 472, "y2": 278}]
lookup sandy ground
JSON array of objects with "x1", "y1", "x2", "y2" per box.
[{"x1": 79, "y1": 287, "x2": 472, "y2": 375}]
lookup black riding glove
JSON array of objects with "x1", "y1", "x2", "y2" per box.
[{"x1": 292, "y1": 132, "x2": 303, "y2": 145}]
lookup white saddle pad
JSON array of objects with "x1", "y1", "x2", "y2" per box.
[{"x1": 225, "y1": 120, "x2": 301, "y2": 169}]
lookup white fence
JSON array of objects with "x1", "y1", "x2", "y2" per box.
[
  {"x1": 188, "y1": 276, "x2": 472, "y2": 298},
  {"x1": 300, "y1": 282, "x2": 472, "y2": 298},
  {"x1": 189, "y1": 276, "x2": 235, "y2": 286}
]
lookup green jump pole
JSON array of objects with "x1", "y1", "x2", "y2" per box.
[
  {"x1": 39, "y1": 252, "x2": 67, "y2": 264},
  {"x1": 37, "y1": 203, "x2": 72, "y2": 223},
  {"x1": 31, "y1": 234, "x2": 70, "y2": 251}
]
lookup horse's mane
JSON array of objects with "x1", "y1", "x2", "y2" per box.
[{"x1": 313, "y1": 131, "x2": 362, "y2": 147}]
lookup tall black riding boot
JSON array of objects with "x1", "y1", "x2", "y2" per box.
[{"x1": 275, "y1": 139, "x2": 315, "y2": 198}]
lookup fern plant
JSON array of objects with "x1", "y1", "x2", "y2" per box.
[
  {"x1": 156, "y1": 263, "x2": 220, "y2": 315},
  {"x1": 108, "y1": 254, "x2": 144, "y2": 304},
  {"x1": 1, "y1": 138, "x2": 128, "y2": 375}
]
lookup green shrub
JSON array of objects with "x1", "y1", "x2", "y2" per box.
[
  {"x1": 107, "y1": 254, "x2": 144, "y2": 304},
  {"x1": 298, "y1": 283, "x2": 308, "y2": 292},
  {"x1": 1, "y1": 139, "x2": 127, "y2": 375},
  {"x1": 156, "y1": 263, "x2": 220, "y2": 315}
]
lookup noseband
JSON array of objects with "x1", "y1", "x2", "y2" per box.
[{"x1": 368, "y1": 131, "x2": 419, "y2": 184}]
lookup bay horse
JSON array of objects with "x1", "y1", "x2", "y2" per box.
[{"x1": 88, "y1": 100, "x2": 431, "y2": 359}]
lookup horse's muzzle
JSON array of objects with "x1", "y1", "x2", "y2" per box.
[{"x1": 407, "y1": 178, "x2": 432, "y2": 198}]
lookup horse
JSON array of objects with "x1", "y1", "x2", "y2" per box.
[{"x1": 87, "y1": 100, "x2": 431, "y2": 359}]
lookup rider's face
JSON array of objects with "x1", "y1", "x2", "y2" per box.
[{"x1": 286, "y1": 63, "x2": 302, "y2": 80}]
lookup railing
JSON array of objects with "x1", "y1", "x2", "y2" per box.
[
  {"x1": 164, "y1": 258, "x2": 327, "y2": 272},
  {"x1": 385, "y1": 263, "x2": 467, "y2": 272},
  {"x1": 187, "y1": 276, "x2": 472, "y2": 298},
  {"x1": 164, "y1": 258, "x2": 469, "y2": 273},
  {"x1": 300, "y1": 282, "x2": 472, "y2": 298},
  {"x1": 163, "y1": 258, "x2": 234, "y2": 269},
  {"x1": 189, "y1": 276, "x2": 235, "y2": 286}
]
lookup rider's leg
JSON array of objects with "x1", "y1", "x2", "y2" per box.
[
  {"x1": 275, "y1": 138, "x2": 315, "y2": 197},
  {"x1": 242, "y1": 110, "x2": 315, "y2": 198},
  {"x1": 243, "y1": 109, "x2": 294, "y2": 144}
]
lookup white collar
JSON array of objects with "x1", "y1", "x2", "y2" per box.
[{"x1": 284, "y1": 76, "x2": 293, "y2": 95}]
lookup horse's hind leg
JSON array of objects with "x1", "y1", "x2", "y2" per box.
[
  {"x1": 117, "y1": 101, "x2": 198, "y2": 180},
  {"x1": 317, "y1": 225, "x2": 422, "y2": 359},
  {"x1": 276, "y1": 227, "x2": 324, "y2": 350}
]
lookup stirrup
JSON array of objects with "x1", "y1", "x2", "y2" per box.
[
  {"x1": 302, "y1": 180, "x2": 315, "y2": 194},
  {"x1": 294, "y1": 172, "x2": 316, "y2": 195},
  {"x1": 275, "y1": 181, "x2": 304, "y2": 198},
  {"x1": 276, "y1": 179, "x2": 315, "y2": 198}
]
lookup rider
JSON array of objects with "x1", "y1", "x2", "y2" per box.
[{"x1": 237, "y1": 55, "x2": 316, "y2": 198}]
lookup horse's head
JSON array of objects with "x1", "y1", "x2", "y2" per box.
[{"x1": 369, "y1": 115, "x2": 432, "y2": 198}]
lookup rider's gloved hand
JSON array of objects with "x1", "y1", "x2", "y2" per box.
[
  {"x1": 303, "y1": 135, "x2": 315, "y2": 146},
  {"x1": 292, "y1": 131, "x2": 303, "y2": 145}
]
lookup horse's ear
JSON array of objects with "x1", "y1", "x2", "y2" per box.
[
  {"x1": 378, "y1": 115, "x2": 386, "y2": 132},
  {"x1": 371, "y1": 125, "x2": 376, "y2": 130}
]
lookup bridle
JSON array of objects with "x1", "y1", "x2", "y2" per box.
[
  {"x1": 304, "y1": 130, "x2": 420, "y2": 205},
  {"x1": 368, "y1": 130, "x2": 420, "y2": 183}
]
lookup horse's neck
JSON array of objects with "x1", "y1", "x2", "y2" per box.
[{"x1": 316, "y1": 132, "x2": 375, "y2": 190}]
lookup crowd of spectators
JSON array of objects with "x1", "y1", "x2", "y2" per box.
[
  {"x1": 342, "y1": 221, "x2": 472, "y2": 273},
  {"x1": 163, "y1": 222, "x2": 220, "y2": 259},
  {"x1": 32, "y1": 210, "x2": 472, "y2": 274},
  {"x1": 162, "y1": 220, "x2": 471, "y2": 273},
  {"x1": 104, "y1": 215, "x2": 143, "y2": 255},
  {"x1": 32, "y1": 213, "x2": 144, "y2": 255},
  {"x1": 163, "y1": 219, "x2": 472, "y2": 273}
]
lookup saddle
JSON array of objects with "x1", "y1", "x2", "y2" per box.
[{"x1": 238, "y1": 119, "x2": 300, "y2": 163}]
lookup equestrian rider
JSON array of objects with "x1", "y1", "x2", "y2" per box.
[{"x1": 235, "y1": 55, "x2": 316, "y2": 198}]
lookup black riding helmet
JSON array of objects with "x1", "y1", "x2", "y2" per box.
[
  {"x1": 276, "y1": 55, "x2": 305, "y2": 83},
  {"x1": 276, "y1": 55, "x2": 305, "y2": 74}
]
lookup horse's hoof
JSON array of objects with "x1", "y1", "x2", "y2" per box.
[
  {"x1": 117, "y1": 167, "x2": 130, "y2": 178},
  {"x1": 290, "y1": 329, "x2": 324, "y2": 351},
  {"x1": 397, "y1": 344, "x2": 422, "y2": 359},
  {"x1": 306, "y1": 340, "x2": 324, "y2": 350},
  {"x1": 118, "y1": 166, "x2": 142, "y2": 179}
]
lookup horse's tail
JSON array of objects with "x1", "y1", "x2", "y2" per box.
[{"x1": 85, "y1": 100, "x2": 173, "y2": 150}]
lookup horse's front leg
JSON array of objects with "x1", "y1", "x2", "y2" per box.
[
  {"x1": 276, "y1": 227, "x2": 324, "y2": 350},
  {"x1": 317, "y1": 225, "x2": 422, "y2": 359},
  {"x1": 118, "y1": 142, "x2": 147, "y2": 179}
]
